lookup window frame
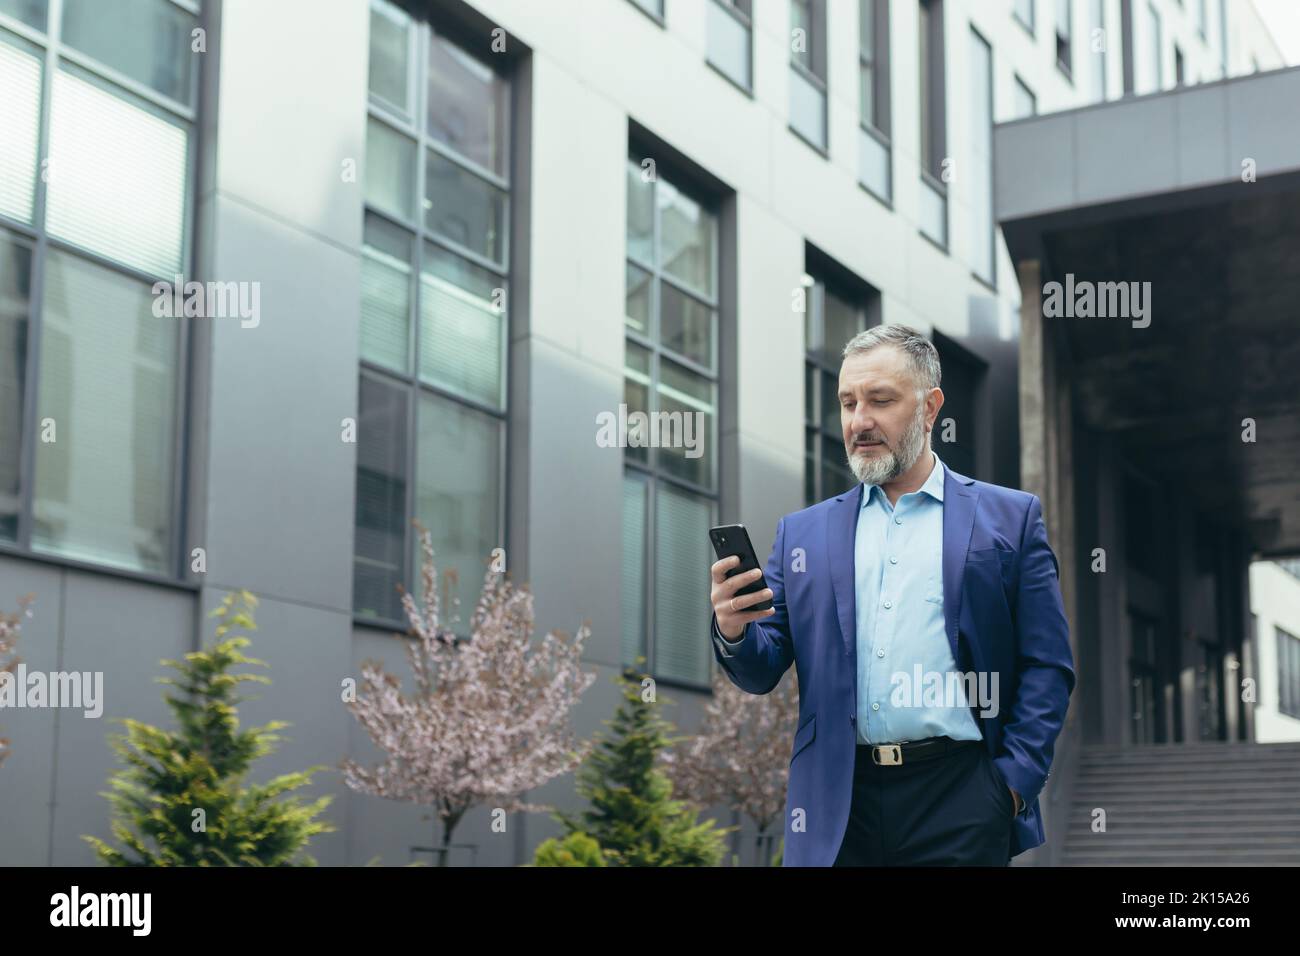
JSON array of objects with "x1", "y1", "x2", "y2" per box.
[
  {"x1": 858, "y1": 0, "x2": 893, "y2": 205},
  {"x1": 1278, "y1": 626, "x2": 1300, "y2": 721},
  {"x1": 354, "y1": 0, "x2": 515, "y2": 630},
  {"x1": 917, "y1": 0, "x2": 948, "y2": 251},
  {"x1": 1055, "y1": 0, "x2": 1073, "y2": 80},
  {"x1": 706, "y1": 0, "x2": 754, "y2": 96},
  {"x1": 788, "y1": 0, "x2": 829, "y2": 155},
  {"x1": 0, "y1": 0, "x2": 201, "y2": 585},
  {"x1": 803, "y1": 274, "x2": 869, "y2": 506},
  {"x1": 623, "y1": 152, "x2": 722, "y2": 690}
]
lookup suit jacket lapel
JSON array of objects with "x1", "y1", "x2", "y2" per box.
[
  {"x1": 828, "y1": 484, "x2": 862, "y2": 657},
  {"x1": 942, "y1": 467, "x2": 979, "y2": 662}
]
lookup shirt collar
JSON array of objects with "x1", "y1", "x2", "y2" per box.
[{"x1": 862, "y1": 450, "x2": 946, "y2": 508}]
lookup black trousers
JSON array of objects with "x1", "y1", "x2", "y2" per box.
[{"x1": 833, "y1": 739, "x2": 1014, "y2": 866}]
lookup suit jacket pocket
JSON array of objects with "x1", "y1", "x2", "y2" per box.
[{"x1": 790, "y1": 713, "x2": 816, "y2": 764}]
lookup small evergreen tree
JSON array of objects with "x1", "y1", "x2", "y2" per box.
[
  {"x1": 553, "y1": 668, "x2": 732, "y2": 866},
  {"x1": 530, "y1": 831, "x2": 606, "y2": 867},
  {"x1": 84, "y1": 590, "x2": 335, "y2": 865}
]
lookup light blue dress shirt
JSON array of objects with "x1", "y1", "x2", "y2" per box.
[
  {"x1": 715, "y1": 450, "x2": 984, "y2": 746},
  {"x1": 851, "y1": 451, "x2": 982, "y2": 745}
]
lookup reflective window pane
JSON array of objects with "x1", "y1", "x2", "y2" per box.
[
  {"x1": 61, "y1": 0, "x2": 196, "y2": 105},
  {"x1": 0, "y1": 230, "x2": 31, "y2": 543},
  {"x1": 621, "y1": 472, "x2": 648, "y2": 667},
  {"x1": 419, "y1": 242, "x2": 503, "y2": 408},
  {"x1": 654, "y1": 484, "x2": 712, "y2": 683},
  {"x1": 365, "y1": 117, "x2": 416, "y2": 222},
  {"x1": 624, "y1": 341, "x2": 651, "y2": 466},
  {"x1": 707, "y1": 0, "x2": 751, "y2": 90},
  {"x1": 32, "y1": 250, "x2": 177, "y2": 573},
  {"x1": 626, "y1": 262, "x2": 651, "y2": 334},
  {"x1": 790, "y1": 65, "x2": 827, "y2": 149},
  {"x1": 353, "y1": 375, "x2": 409, "y2": 622},
  {"x1": 658, "y1": 180, "x2": 716, "y2": 297},
  {"x1": 626, "y1": 158, "x2": 654, "y2": 265},
  {"x1": 0, "y1": 36, "x2": 41, "y2": 224},
  {"x1": 360, "y1": 214, "x2": 412, "y2": 372},
  {"x1": 424, "y1": 148, "x2": 506, "y2": 264},
  {"x1": 822, "y1": 288, "x2": 861, "y2": 364},
  {"x1": 415, "y1": 393, "x2": 502, "y2": 633},
  {"x1": 821, "y1": 433, "x2": 853, "y2": 497},
  {"x1": 368, "y1": 0, "x2": 411, "y2": 112},
  {"x1": 0, "y1": 0, "x2": 47, "y2": 31},
  {"x1": 657, "y1": 358, "x2": 714, "y2": 487},
  {"x1": 45, "y1": 69, "x2": 189, "y2": 277},
  {"x1": 427, "y1": 30, "x2": 508, "y2": 175},
  {"x1": 660, "y1": 282, "x2": 714, "y2": 368}
]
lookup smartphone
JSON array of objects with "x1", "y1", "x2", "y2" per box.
[{"x1": 708, "y1": 524, "x2": 773, "y2": 612}]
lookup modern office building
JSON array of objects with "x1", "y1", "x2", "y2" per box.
[{"x1": 0, "y1": 0, "x2": 1289, "y2": 866}]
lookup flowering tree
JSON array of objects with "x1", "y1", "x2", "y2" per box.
[
  {"x1": 343, "y1": 526, "x2": 597, "y2": 864},
  {"x1": 660, "y1": 670, "x2": 798, "y2": 866},
  {"x1": 0, "y1": 594, "x2": 34, "y2": 769}
]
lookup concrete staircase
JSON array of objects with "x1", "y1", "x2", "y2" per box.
[{"x1": 1059, "y1": 741, "x2": 1300, "y2": 865}]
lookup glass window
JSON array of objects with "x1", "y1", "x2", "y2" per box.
[
  {"x1": 426, "y1": 30, "x2": 509, "y2": 176},
  {"x1": 0, "y1": 0, "x2": 48, "y2": 32},
  {"x1": 804, "y1": 272, "x2": 870, "y2": 506},
  {"x1": 1014, "y1": 0, "x2": 1034, "y2": 32},
  {"x1": 365, "y1": 117, "x2": 416, "y2": 222},
  {"x1": 0, "y1": 230, "x2": 31, "y2": 543},
  {"x1": 352, "y1": 375, "x2": 409, "y2": 621},
  {"x1": 790, "y1": 0, "x2": 827, "y2": 151},
  {"x1": 46, "y1": 68, "x2": 189, "y2": 277},
  {"x1": 653, "y1": 483, "x2": 713, "y2": 683},
  {"x1": 419, "y1": 240, "x2": 504, "y2": 408},
  {"x1": 60, "y1": 0, "x2": 197, "y2": 105},
  {"x1": 368, "y1": 0, "x2": 411, "y2": 113},
  {"x1": 32, "y1": 250, "x2": 178, "y2": 573},
  {"x1": 969, "y1": 29, "x2": 994, "y2": 286},
  {"x1": 1089, "y1": 0, "x2": 1106, "y2": 101},
  {"x1": 414, "y1": 392, "x2": 502, "y2": 627},
  {"x1": 707, "y1": 0, "x2": 752, "y2": 92},
  {"x1": 356, "y1": 4, "x2": 512, "y2": 625},
  {"x1": 0, "y1": 35, "x2": 41, "y2": 224},
  {"x1": 1055, "y1": 0, "x2": 1073, "y2": 76},
  {"x1": 1, "y1": 0, "x2": 194, "y2": 576},
  {"x1": 621, "y1": 473, "x2": 648, "y2": 665},
  {"x1": 424, "y1": 146, "x2": 507, "y2": 264},
  {"x1": 623, "y1": 153, "x2": 720, "y2": 685},
  {"x1": 360, "y1": 213, "x2": 412, "y2": 372},
  {"x1": 658, "y1": 180, "x2": 715, "y2": 297},
  {"x1": 1014, "y1": 75, "x2": 1037, "y2": 118}
]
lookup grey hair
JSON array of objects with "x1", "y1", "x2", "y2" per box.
[{"x1": 841, "y1": 324, "x2": 941, "y2": 400}]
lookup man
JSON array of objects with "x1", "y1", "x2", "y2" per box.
[{"x1": 708, "y1": 324, "x2": 1074, "y2": 866}]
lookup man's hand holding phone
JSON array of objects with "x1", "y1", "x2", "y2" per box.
[{"x1": 710, "y1": 555, "x2": 775, "y2": 640}]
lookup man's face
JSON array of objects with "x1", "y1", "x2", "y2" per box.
[{"x1": 838, "y1": 346, "x2": 941, "y2": 485}]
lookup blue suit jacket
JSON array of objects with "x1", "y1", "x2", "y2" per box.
[{"x1": 711, "y1": 466, "x2": 1075, "y2": 865}]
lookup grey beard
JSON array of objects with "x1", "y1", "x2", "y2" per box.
[{"x1": 846, "y1": 405, "x2": 929, "y2": 486}]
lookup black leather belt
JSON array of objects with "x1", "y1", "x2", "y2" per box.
[{"x1": 856, "y1": 736, "x2": 980, "y2": 765}]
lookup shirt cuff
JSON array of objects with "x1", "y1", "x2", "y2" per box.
[{"x1": 711, "y1": 618, "x2": 746, "y2": 657}]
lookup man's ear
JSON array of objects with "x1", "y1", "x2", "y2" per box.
[{"x1": 927, "y1": 386, "x2": 945, "y2": 429}]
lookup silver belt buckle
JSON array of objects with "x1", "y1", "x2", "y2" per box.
[{"x1": 872, "y1": 744, "x2": 903, "y2": 766}]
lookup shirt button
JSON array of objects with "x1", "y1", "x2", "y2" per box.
[
  {"x1": 876, "y1": 648, "x2": 884, "y2": 658},
  {"x1": 889, "y1": 555, "x2": 898, "y2": 564},
  {"x1": 883, "y1": 600, "x2": 892, "y2": 609},
  {"x1": 894, "y1": 517, "x2": 902, "y2": 525},
  {"x1": 871, "y1": 702, "x2": 880, "y2": 711}
]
